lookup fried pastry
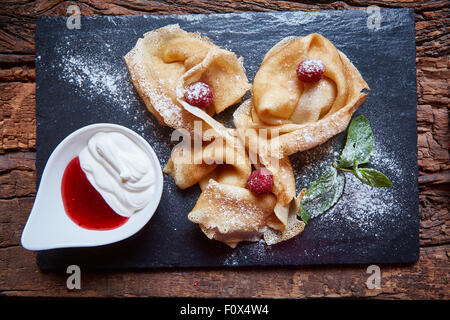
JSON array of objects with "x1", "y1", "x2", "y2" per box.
[
  {"x1": 124, "y1": 24, "x2": 251, "y2": 136},
  {"x1": 140, "y1": 30, "x2": 369, "y2": 249},
  {"x1": 234, "y1": 33, "x2": 370, "y2": 158},
  {"x1": 164, "y1": 108, "x2": 304, "y2": 248}
]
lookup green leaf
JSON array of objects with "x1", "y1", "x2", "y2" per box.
[
  {"x1": 353, "y1": 166, "x2": 393, "y2": 188},
  {"x1": 338, "y1": 115, "x2": 373, "y2": 168},
  {"x1": 299, "y1": 167, "x2": 345, "y2": 224}
]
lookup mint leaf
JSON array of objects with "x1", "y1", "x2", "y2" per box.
[
  {"x1": 353, "y1": 166, "x2": 393, "y2": 188},
  {"x1": 298, "y1": 114, "x2": 393, "y2": 224},
  {"x1": 299, "y1": 167, "x2": 345, "y2": 224},
  {"x1": 338, "y1": 115, "x2": 373, "y2": 168}
]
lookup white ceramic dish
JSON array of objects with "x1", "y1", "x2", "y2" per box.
[{"x1": 21, "y1": 123, "x2": 164, "y2": 251}]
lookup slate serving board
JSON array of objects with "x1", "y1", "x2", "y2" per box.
[{"x1": 35, "y1": 9, "x2": 418, "y2": 270}]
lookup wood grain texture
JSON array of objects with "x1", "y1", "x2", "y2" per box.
[
  {"x1": 0, "y1": 0, "x2": 448, "y2": 299},
  {"x1": 0, "y1": 83, "x2": 36, "y2": 152}
]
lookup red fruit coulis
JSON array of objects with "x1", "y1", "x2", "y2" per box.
[{"x1": 61, "y1": 157, "x2": 128, "y2": 230}]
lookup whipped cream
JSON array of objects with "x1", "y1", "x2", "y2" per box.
[{"x1": 78, "y1": 131, "x2": 155, "y2": 218}]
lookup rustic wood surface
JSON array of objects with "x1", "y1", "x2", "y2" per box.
[{"x1": 0, "y1": 0, "x2": 448, "y2": 299}]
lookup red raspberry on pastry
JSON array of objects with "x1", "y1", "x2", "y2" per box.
[
  {"x1": 246, "y1": 168, "x2": 274, "y2": 194},
  {"x1": 296, "y1": 59, "x2": 325, "y2": 83},
  {"x1": 184, "y1": 82, "x2": 214, "y2": 108}
]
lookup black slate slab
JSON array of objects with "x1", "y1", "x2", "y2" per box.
[{"x1": 35, "y1": 9, "x2": 418, "y2": 270}]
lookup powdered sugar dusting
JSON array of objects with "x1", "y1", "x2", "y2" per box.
[
  {"x1": 130, "y1": 53, "x2": 185, "y2": 129},
  {"x1": 292, "y1": 138, "x2": 403, "y2": 234},
  {"x1": 300, "y1": 59, "x2": 324, "y2": 73},
  {"x1": 57, "y1": 49, "x2": 137, "y2": 111},
  {"x1": 320, "y1": 172, "x2": 396, "y2": 234},
  {"x1": 52, "y1": 35, "x2": 174, "y2": 164},
  {"x1": 223, "y1": 239, "x2": 270, "y2": 265}
]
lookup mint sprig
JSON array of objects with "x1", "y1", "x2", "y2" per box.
[
  {"x1": 300, "y1": 167, "x2": 345, "y2": 224},
  {"x1": 353, "y1": 160, "x2": 392, "y2": 188},
  {"x1": 338, "y1": 116, "x2": 373, "y2": 168},
  {"x1": 299, "y1": 115, "x2": 392, "y2": 224}
]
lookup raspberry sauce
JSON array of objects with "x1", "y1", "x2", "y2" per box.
[{"x1": 61, "y1": 157, "x2": 128, "y2": 230}]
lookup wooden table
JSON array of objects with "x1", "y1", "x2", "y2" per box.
[{"x1": 0, "y1": 1, "x2": 448, "y2": 299}]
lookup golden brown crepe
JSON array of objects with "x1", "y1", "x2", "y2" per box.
[
  {"x1": 234, "y1": 33, "x2": 370, "y2": 158},
  {"x1": 124, "y1": 24, "x2": 251, "y2": 137},
  {"x1": 129, "y1": 29, "x2": 368, "y2": 248},
  {"x1": 163, "y1": 105, "x2": 304, "y2": 248}
]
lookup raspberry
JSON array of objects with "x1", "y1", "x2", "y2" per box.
[
  {"x1": 296, "y1": 59, "x2": 325, "y2": 83},
  {"x1": 184, "y1": 82, "x2": 214, "y2": 108},
  {"x1": 246, "y1": 168, "x2": 274, "y2": 194}
]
